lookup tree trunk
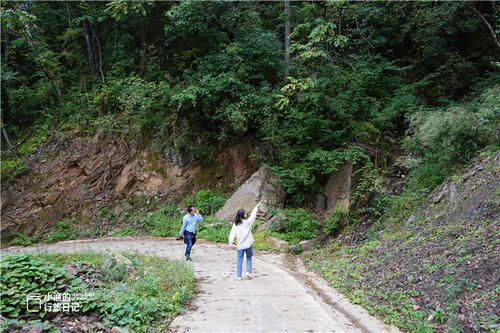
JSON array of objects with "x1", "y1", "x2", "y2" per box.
[
  {"x1": 90, "y1": 24, "x2": 105, "y2": 83},
  {"x1": 66, "y1": 1, "x2": 72, "y2": 27},
  {"x1": 81, "y1": 10, "x2": 96, "y2": 81},
  {"x1": 5, "y1": 30, "x2": 10, "y2": 65},
  {"x1": 470, "y1": 2, "x2": 500, "y2": 49},
  {"x1": 51, "y1": 74, "x2": 62, "y2": 98},
  {"x1": 284, "y1": 0, "x2": 291, "y2": 81},
  {"x1": 139, "y1": 29, "x2": 147, "y2": 77}
]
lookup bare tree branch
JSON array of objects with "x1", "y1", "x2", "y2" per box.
[
  {"x1": 1, "y1": 114, "x2": 18, "y2": 154},
  {"x1": 470, "y1": 2, "x2": 500, "y2": 49}
]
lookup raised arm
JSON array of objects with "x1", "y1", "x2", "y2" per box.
[
  {"x1": 247, "y1": 202, "x2": 261, "y2": 224},
  {"x1": 194, "y1": 207, "x2": 203, "y2": 222}
]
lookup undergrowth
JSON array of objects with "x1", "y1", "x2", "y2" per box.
[{"x1": 0, "y1": 251, "x2": 196, "y2": 332}]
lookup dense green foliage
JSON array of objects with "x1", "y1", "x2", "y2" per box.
[
  {"x1": 405, "y1": 85, "x2": 500, "y2": 190},
  {"x1": 2, "y1": 1, "x2": 498, "y2": 203},
  {"x1": 0, "y1": 254, "x2": 86, "y2": 319}
]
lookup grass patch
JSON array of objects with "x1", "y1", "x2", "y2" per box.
[
  {"x1": 46, "y1": 220, "x2": 79, "y2": 243},
  {"x1": 197, "y1": 217, "x2": 232, "y2": 242},
  {"x1": 253, "y1": 231, "x2": 279, "y2": 251}
]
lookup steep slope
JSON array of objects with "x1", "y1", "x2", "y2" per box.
[
  {"x1": 304, "y1": 150, "x2": 499, "y2": 332},
  {"x1": 1, "y1": 132, "x2": 257, "y2": 245}
]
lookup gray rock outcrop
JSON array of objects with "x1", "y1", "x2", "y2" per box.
[
  {"x1": 324, "y1": 160, "x2": 359, "y2": 213},
  {"x1": 215, "y1": 166, "x2": 284, "y2": 222},
  {"x1": 256, "y1": 212, "x2": 288, "y2": 232}
]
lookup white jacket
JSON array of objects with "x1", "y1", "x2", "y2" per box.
[{"x1": 228, "y1": 204, "x2": 259, "y2": 250}]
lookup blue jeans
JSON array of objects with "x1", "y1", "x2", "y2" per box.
[
  {"x1": 184, "y1": 231, "x2": 196, "y2": 259},
  {"x1": 236, "y1": 247, "x2": 253, "y2": 278}
]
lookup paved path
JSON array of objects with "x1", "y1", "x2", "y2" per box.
[{"x1": 3, "y1": 237, "x2": 400, "y2": 333}]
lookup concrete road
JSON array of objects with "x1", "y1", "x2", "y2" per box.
[{"x1": 3, "y1": 237, "x2": 400, "y2": 333}]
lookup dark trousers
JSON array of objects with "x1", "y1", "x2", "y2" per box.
[{"x1": 184, "y1": 231, "x2": 196, "y2": 258}]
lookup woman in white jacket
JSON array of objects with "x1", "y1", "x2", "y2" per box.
[{"x1": 229, "y1": 202, "x2": 261, "y2": 280}]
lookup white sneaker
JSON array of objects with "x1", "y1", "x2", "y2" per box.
[
  {"x1": 237, "y1": 277, "x2": 242, "y2": 281},
  {"x1": 245, "y1": 272, "x2": 253, "y2": 279}
]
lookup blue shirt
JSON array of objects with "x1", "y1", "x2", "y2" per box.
[{"x1": 179, "y1": 213, "x2": 203, "y2": 236}]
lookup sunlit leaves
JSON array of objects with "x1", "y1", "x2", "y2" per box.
[
  {"x1": 1, "y1": 5, "x2": 38, "y2": 39},
  {"x1": 276, "y1": 76, "x2": 316, "y2": 111},
  {"x1": 105, "y1": 0, "x2": 153, "y2": 20},
  {"x1": 290, "y1": 18, "x2": 348, "y2": 63}
]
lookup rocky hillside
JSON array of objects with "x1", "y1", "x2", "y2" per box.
[
  {"x1": 1, "y1": 131, "x2": 258, "y2": 245},
  {"x1": 303, "y1": 150, "x2": 500, "y2": 332}
]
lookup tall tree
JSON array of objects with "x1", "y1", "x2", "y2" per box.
[
  {"x1": 284, "y1": 0, "x2": 290, "y2": 80},
  {"x1": 81, "y1": 9, "x2": 96, "y2": 81},
  {"x1": 2, "y1": 3, "x2": 62, "y2": 98}
]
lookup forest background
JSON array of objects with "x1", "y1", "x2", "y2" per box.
[
  {"x1": 2, "y1": 1, "x2": 499, "y2": 205},
  {"x1": 1, "y1": 1, "x2": 500, "y2": 332}
]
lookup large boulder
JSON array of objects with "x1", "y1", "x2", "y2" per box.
[
  {"x1": 256, "y1": 212, "x2": 287, "y2": 232},
  {"x1": 215, "y1": 166, "x2": 284, "y2": 222},
  {"x1": 266, "y1": 236, "x2": 289, "y2": 252},
  {"x1": 289, "y1": 238, "x2": 318, "y2": 254},
  {"x1": 324, "y1": 160, "x2": 359, "y2": 213}
]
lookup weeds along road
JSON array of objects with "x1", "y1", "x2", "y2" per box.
[{"x1": 4, "y1": 237, "x2": 400, "y2": 333}]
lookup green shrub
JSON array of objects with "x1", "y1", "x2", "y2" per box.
[
  {"x1": 270, "y1": 146, "x2": 371, "y2": 205},
  {"x1": 17, "y1": 129, "x2": 49, "y2": 156},
  {"x1": 46, "y1": 220, "x2": 79, "y2": 242},
  {"x1": 12, "y1": 252, "x2": 197, "y2": 331},
  {"x1": 165, "y1": 204, "x2": 179, "y2": 216},
  {"x1": 253, "y1": 231, "x2": 278, "y2": 251},
  {"x1": 292, "y1": 244, "x2": 304, "y2": 255},
  {"x1": 324, "y1": 207, "x2": 349, "y2": 236},
  {"x1": 97, "y1": 254, "x2": 195, "y2": 330},
  {"x1": 404, "y1": 85, "x2": 500, "y2": 192},
  {"x1": 91, "y1": 76, "x2": 171, "y2": 137},
  {"x1": 110, "y1": 227, "x2": 137, "y2": 237},
  {"x1": 408, "y1": 86, "x2": 499, "y2": 162},
  {"x1": 1, "y1": 126, "x2": 49, "y2": 183},
  {"x1": 195, "y1": 189, "x2": 226, "y2": 216},
  {"x1": 5, "y1": 232, "x2": 39, "y2": 247},
  {"x1": 272, "y1": 209, "x2": 320, "y2": 244}
]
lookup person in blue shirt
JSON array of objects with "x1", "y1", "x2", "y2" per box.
[{"x1": 177, "y1": 205, "x2": 203, "y2": 261}]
